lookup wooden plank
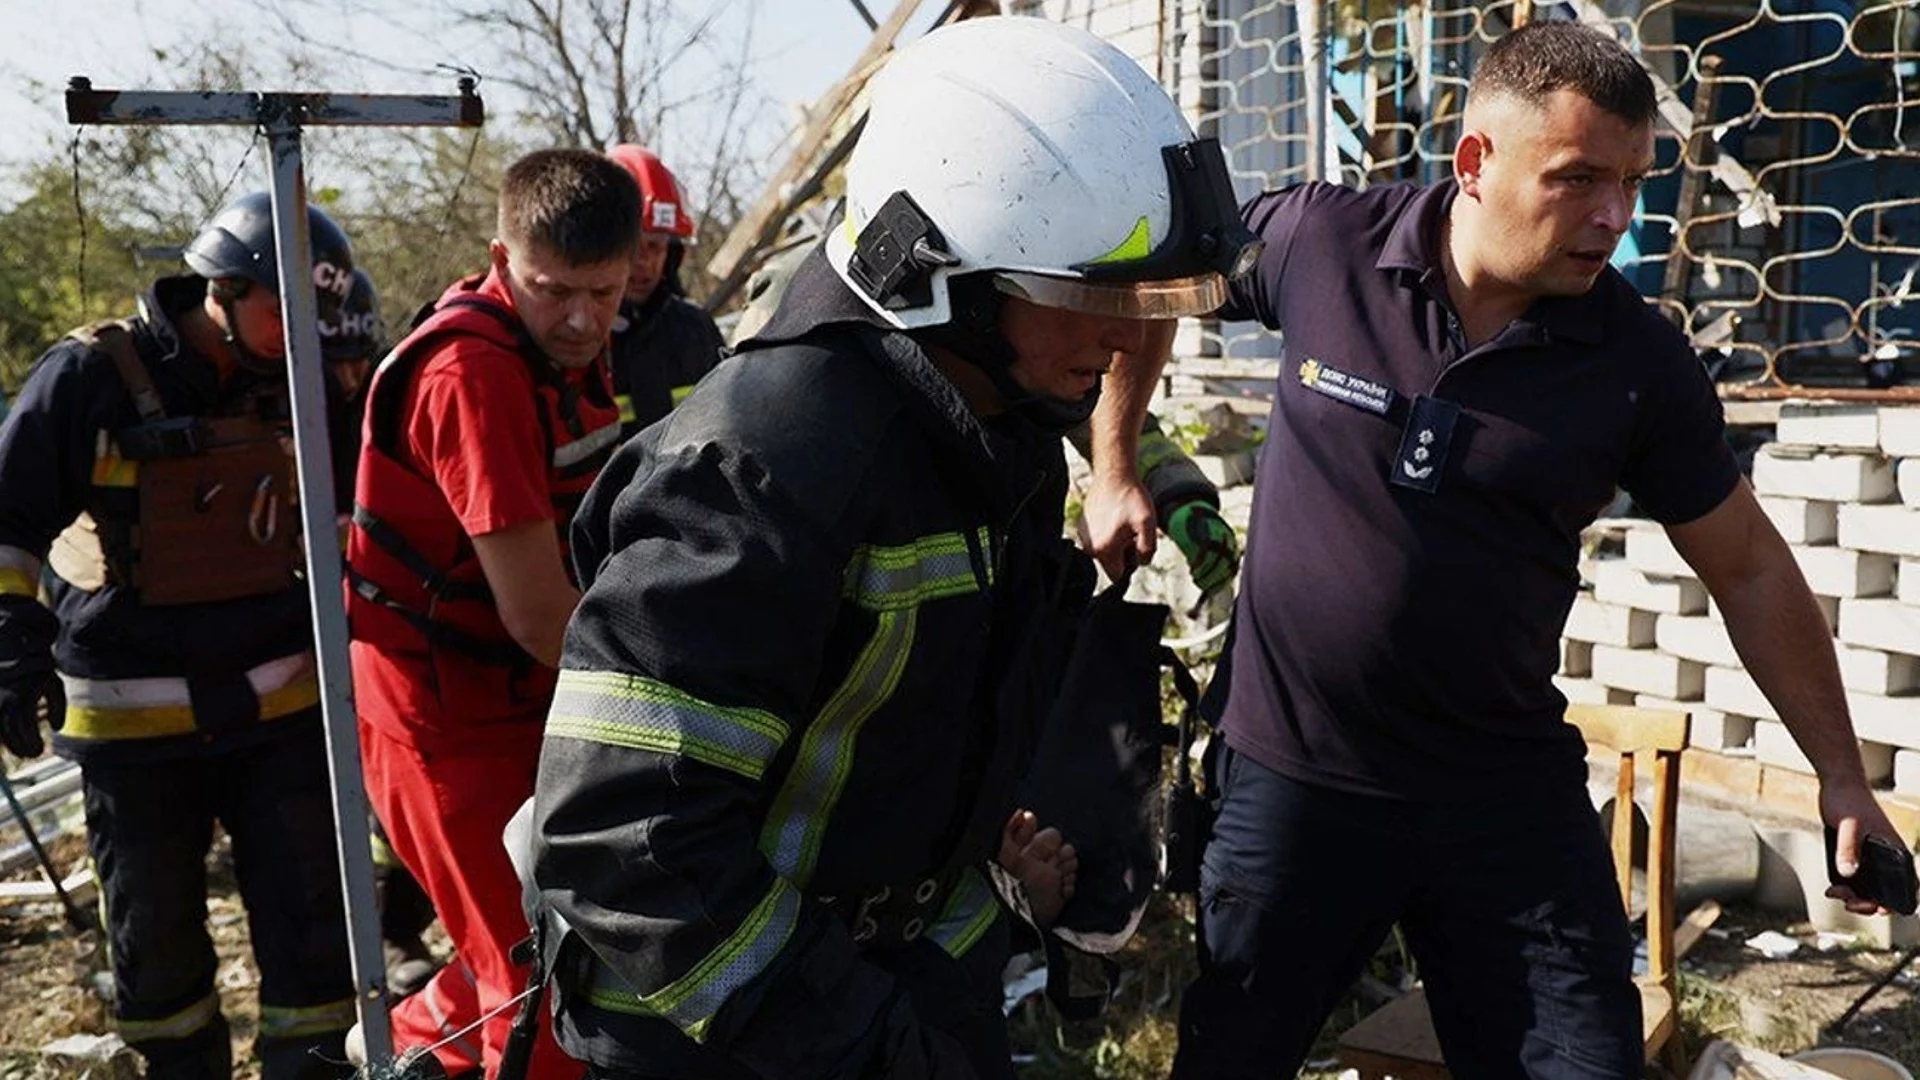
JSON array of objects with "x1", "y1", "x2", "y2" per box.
[
  {"x1": 1673, "y1": 899, "x2": 1723, "y2": 962},
  {"x1": 0, "y1": 865, "x2": 96, "y2": 910},
  {"x1": 1569, "y1": 704, "x2": 1692, "y2": 754},
  {"x1": 706, "y1": 0, "x2": 933, "y2": 287},
  {"x1": 1645, "y1": 751, "x2": 1681, "y2": 986}
]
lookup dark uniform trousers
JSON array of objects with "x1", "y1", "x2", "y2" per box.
[
  {"x1": 1172, "y1": 747, "x2": 1643, "y2": 1080},
  {"x1": 83, "y1": 718, "x2": 354, "y2": 1080}
]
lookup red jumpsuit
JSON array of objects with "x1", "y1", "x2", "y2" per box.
[{"x1": 347, "y1": 269, "x2": 617, "y2": 1079}]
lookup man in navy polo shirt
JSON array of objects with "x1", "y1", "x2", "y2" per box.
[{"x1": 1086, "y1": 21, "x2": 1907, "y2": 1080}]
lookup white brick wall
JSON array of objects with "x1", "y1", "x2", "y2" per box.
[{"x1": 1752, "y1": 445, "x2": 1896, "y2": 503}]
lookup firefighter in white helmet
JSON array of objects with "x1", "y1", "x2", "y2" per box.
[{"x1": 531, "y1": 16, "x2": 1258, "y2": 1080}]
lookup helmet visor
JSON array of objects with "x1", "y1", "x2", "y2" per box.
[{"x1": 991, "y1": 270, "x2": 1227, "y2": 320}]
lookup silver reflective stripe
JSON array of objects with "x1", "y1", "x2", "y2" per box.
[
  {"x1": 926, "y1": 868, "x2": 998, "y2": 960},
  {"x1": 118, "y1": 991, "x2": 219, "y2": 1043},
  {"x1": 60, "y1": 650, "x2": 316, "y2": 710},
  {"x1": 553, "y1": 421, "x2": 621, "y2": 469},
  {"x1": 0, "y1": 544, "x2": 43, "y2": 577},
  {"x1": 0, "y1": 544, "x2": 42, "y2": 598},
  {"x1": 585, "y1": 879, "x2": 801, "y2": 1043},
  {"x1": 257, "y1": 997, "x2": 356, "y2": 1039},
  {"x1": 760, "y1": 607, "x2": 915, "y2": 886},
  {"x1": 841, "y1": 528, "x2": 992, "y2": 612},
  {"x1": 546, "y1": 669, "x2": 790, "y2": 781},
  {"x1": 422, "y1": 965, "x2": 482, "y2": 1065}
]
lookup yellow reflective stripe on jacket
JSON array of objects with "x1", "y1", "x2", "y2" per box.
[
  {"x1": 670, "y1": 384, "x2": 696, "y2": 405},
  {"x1": 760, "y1": 607, "x2": 915, "y2": 886},
  {"x1": 585, "y1": 879, "x2": 801, "y2": 1043},
  {"x1": 615, "y1": 392, "x2": 638, "y2": 425},
  {"x1": 546, "y1": 669, "x2": 790, "y2": 781},
  {"x1": 840, "y1": 528, "x2": 991, "y2": 613},
  {"x1": 117, "y1": 991, "x2": 219, "y2": 1043},
  {"x1": 60, "y1": 651, "x2": 320, "y2": 741},
  {"x1": 257, "y1": 997, "x2": 356, "y2": 1039},
  {"x1": 0, "y1": 544, "x2": 42, "y2": 599},
  {"x1": 91, "y1": 431, "x2": 139, "y2": 488},
  {"x1": 926, "y1": 868, "x2": 998, "y2": 960}
]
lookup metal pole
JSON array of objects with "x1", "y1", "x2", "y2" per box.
[
  {"x1": 1295, "y1": 0, "x2": 1328, "y2": 182},
  {"x1": 67, "y1": 77, "x2": 482, "y2": 1068},
  {"x1": 261, "y1": 100, "x2": 394, "y2": 1061}
]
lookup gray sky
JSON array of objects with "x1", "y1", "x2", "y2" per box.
[{"x1": 2, "y1": 0, "x2": 937, "y2": 185}]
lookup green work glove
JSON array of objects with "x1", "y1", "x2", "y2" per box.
[{"x1": 1166, "y1": 501, "x2": 1239, "y2": 599}]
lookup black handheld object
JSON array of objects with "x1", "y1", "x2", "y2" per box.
[{"x1": 1825, "y1": 827, "x2": 1919, "y2": 916}]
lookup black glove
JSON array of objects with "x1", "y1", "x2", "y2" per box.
[
  {"x1": 0, "y1": 667, "x2": 64, "y2": 759},
  {"x1": 0, "y1": 596, "x2": 64, "y2": 760}
]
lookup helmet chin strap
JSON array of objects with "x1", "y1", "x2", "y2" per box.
[{"x1": 918, "y1": 274, "x2": 1101, "y2": 434}]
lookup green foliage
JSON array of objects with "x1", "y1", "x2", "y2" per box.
[{"x1": 0, "y1": 159, "x2": 159, "y2": 392}]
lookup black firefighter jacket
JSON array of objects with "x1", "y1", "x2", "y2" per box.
[
  {"x1": 532, "y1": 250, "x2": 1089, "y2": 1079},
  {"x1": 0, "y1": 276, "x2": 347, "y2": 764}
]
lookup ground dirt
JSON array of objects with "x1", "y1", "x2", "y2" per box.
[{"x1": 3, "y1": 842, "x2": 1915, "y2": 1079}]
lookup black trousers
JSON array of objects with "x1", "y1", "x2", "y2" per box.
[
  {"x1": 1172, "y1": 746, "x2": 1641, "y2": 1080},
  {"x1": 82, "y1": 722, "x2": 356, "y2": 1080}
]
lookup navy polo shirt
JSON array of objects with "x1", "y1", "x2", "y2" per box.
[{"x1": 1217, "y1": 180, "x2": 1740, "y2": 801}]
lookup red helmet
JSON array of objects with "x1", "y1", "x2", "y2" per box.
[{"x1": 607, "y1": 144, "x2": 695, "y2": 242}]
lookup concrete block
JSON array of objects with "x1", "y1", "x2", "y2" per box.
[
  {"x1": 1591, "y1": 560, "x2": 1707, "y2": 616},
  {"x1": 1902, "y1": 458, "x2": 1920, "y2": 508},
  {"x1": 1883, "y1": 407, "x2": 1920, "y2": 457},
  {"x1": 1838, "y1": 598, "x2": 1920, "y2": 656},
  {"x1": 1836, "y1": 643, "x2": 1920, "y2": 695},
  {"x1": 1553, "y1": 675, "x2": 1635, "y2": 706},
  {"x1": 1655, "y1": 614, "x2": 1741, "y2": 667},
  {"x1": 1705, "y1": 666, "x2": 1779, "y2": 722},
  {"x1": 1592, "y1": 644, "x2": 1703, "y2": 699},
  {"x1": 1712, "y1": 592, "x2": 1839, "y2": 632},
  {"x1": 1902, "y1": 559, "x2": 1920, "y2": 605},
  {"x1": 1843, "y1": 690, "x2": 1920, "y2": 752},
  {"x1": 1624, "y1": 527, "x2": 1693, "y2": 579},
  {"x1": 1751, "y1": 444, "x2": 1895, "y2": 502},
  {"x1": 1560, "y1": 639, "x2": 1593, "y2": 678},
  {"x1": 1777, "y1": 402, "x2": 1882, "y2": 451},
  {"x1": 1753, "y1": 720, "x2": 1893, "y2": 783},
  {"x1": 1632, "y1": 696, "x2": 1754, "y2": 750},
  {"x1": 1563, "y1": 595, "x2": 1656, "y2": 647},
  {"x1": 1838, "y1": 503, "x2": 1920, "y2": 559},
  {"x1": 1790, "y1": 543, "x2": 1897, "y2": 598},
  {"x1": 1758, "y1": 496, "x2": 1838, "y2": 545},
  {"x1": 1897, "y1": 749, "x2": 1920, "y2": 796}
]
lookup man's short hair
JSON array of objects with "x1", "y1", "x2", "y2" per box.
[
  {"x1": 497, "y1": 149, "x2": 642, "y2": 266},
  {"x1": 1467, "y1": 22, "x2": 1657, "y2": 127}
]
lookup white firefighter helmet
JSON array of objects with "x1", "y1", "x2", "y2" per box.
[{"x1": 826, "y1": 16, "x2": 1260, "y2": 330}]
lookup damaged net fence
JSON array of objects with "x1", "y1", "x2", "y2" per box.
[{"x1": 1023, "y1": 0, "x2": 1920, "y2": 398}]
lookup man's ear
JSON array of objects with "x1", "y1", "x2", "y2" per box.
[
  {"x1": 489, "y1": 239, "x2": 511, "y2": 274},
  {"x1": 1454, "y1": 129, "x2": 1492, "y2": 200}
]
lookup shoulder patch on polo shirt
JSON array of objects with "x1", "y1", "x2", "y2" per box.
[{"x1": 1298, "y1": 357, "x2": 1394, "y2": 416}]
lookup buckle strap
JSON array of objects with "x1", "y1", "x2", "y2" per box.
[
  {"x1": 351, "y1": 504, "x2": 492, "y2": 603},
  {"x1": 347, "y1": 565, "x2": 530, "y2": 667}
]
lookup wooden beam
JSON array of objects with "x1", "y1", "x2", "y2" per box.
[
  {"x1": 1568, "y1": 704, "x2": 1692, "y2": 755},
  {"x1": 706, "y1": 0, "x2": 933, "y2": 288}
]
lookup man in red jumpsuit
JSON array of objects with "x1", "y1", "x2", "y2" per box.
[{"x1": 344, "y1": 148, "x2": 637, "y2": 1079}]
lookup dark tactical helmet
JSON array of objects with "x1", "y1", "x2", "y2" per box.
[
  {"x1": 320, "y1": 268, "x2": 384, "y2": 363},
  {"x1": 185, "y1": 192, "x2": 356, "y2": 371}
]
